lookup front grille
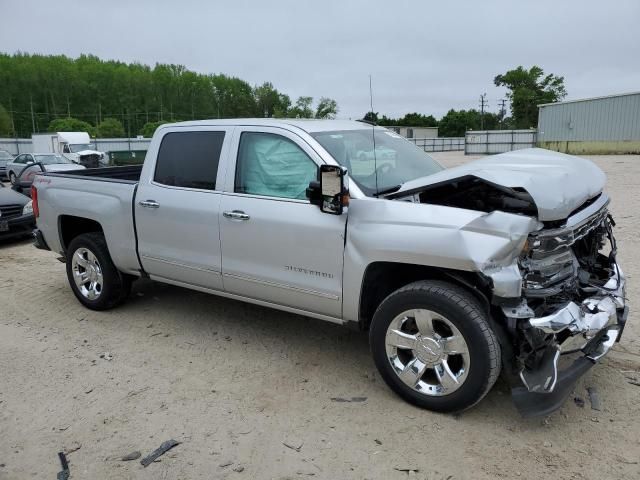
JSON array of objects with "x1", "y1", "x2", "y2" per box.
[
  {"x1": 530, "y1": 206, "x2": 608, "y2": 254},
  {"x1": 521, "y1": 248, "x2": 577, "y2": 297},
  {"x1": 0, "y1": 204, "x2": 23, "y2": 219}
]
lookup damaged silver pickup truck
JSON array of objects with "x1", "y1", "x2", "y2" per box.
[{"x1": 32, "y1": 120, "x2": 627, "y2": 417}]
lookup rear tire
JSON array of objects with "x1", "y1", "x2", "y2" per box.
[
  {"x1": 66, "y1": 233, "x2": 131, "y2": 310},
  {"x1": 369, "y1": 280, "x2": 501, "y2": 413}
]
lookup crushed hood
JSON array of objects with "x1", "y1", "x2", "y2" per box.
[
  {"x1": 394, "y1": 148, "x2": 606, "y2": 221},
  {"x1": 75, "y1": 150, "x2": 102, "y2": 156}
]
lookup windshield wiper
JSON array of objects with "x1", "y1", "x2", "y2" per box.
[{"x1": 374, "y1": 184, "x2": 402, "y2": 197}]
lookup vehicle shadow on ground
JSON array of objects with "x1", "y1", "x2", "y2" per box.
[
  {"x1": 112, "y1": 278, "x2": 531, "y2": 424},
  {"x1": 0, "y1": 236, "x2": 33, "y2": 251}
]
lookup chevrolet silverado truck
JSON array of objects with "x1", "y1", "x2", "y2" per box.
[{"x1": 31, "y1": 119, "x2": 628, "y2": 417}]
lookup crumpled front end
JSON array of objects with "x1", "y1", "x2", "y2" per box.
[{"x1": 498, "y1": 193, "x2": 628, "y2": 417}]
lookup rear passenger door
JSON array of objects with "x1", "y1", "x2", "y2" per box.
[{"x1": 135, "y1": 126, "x2": 234, "y2": 290}]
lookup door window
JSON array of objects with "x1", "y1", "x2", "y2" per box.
[
  {"x1": 154, "y1": 131, "x2": 225, "y2": 190},
  {"x1": 234, "y1": 132, "x2": 317, "y2": 200}
]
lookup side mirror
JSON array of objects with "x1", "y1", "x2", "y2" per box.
[{"x1": 307, "y1": 165, "x2": 348, "y2": 215}]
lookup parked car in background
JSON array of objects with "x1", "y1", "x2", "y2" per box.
[
  {"x1": 0, "y1": 149, "x2": 14, "y2": 180},
  {"x1": 7, "y1": 153, "x2": 86, "y2": 185},
  {"x1": 32, "y1": 132, "x2": 106, "y2": 168},
  {"x1": 0, "y1": 181, "x2": 34, "y2": 240}
]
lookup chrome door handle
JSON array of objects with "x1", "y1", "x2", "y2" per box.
[
  {"x1": 139, "y1": 200, "x2": 160, "y2": 209},
  {"x1": 223, "y1": 210, "x2": 250, "y2": 221}
]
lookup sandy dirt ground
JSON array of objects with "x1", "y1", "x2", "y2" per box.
[{"x1": 1, "y1": 152, "x2": 639, "y2": 480}]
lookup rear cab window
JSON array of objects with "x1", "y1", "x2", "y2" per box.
[{"x1": 154, "y1": 131, "x2": 226, "y2": 190}]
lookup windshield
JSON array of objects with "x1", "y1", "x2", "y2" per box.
[
  {"x1": 69, "y1": 144, "x2": 94, "y2": 153},
  {"x1": 34, "y1": 154, "x2": 72, "y2": 165},
  {"x1": 312, "y1": 129, "x2": 444, "y2": 196}
]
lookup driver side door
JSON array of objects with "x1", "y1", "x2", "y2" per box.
[{"x1": 219, "y1": 127, "x2": 347, "y2": 319}]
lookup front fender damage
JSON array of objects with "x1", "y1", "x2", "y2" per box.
[{"x1": 459, "y1": 211, "x2": 539, "y2": 298}]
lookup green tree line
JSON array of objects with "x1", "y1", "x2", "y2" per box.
[
  {"x1": 364, "y1": 109, "x2": 501, "y2": 137},
  {"x1": 364, "y1": 65, "x2": 566, "y2": 136},
  {"x1": 0, "y1": 53, "x2": 338, "y2": 137}
]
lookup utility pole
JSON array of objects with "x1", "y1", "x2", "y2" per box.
[
  {"x1": 498, "y1": 98, "x2": 507, "y2": 127},
  {"x1": 9, "y1": 97, "x2": 15, "y2": 134},
  {"x1": 30, "y1": 95, "x2": 36, "y2": 133},
  {"x1": 479, "y1": 93, "x2": 488, "y2": 130}
]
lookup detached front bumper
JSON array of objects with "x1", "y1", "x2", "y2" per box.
[{"x1": 506, "y1": 264, "x2": 627, "y2": 417}]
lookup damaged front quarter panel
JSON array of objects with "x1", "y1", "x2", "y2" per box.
[
  {"x1": 460, "y1": 211, "x2": 540, "y2": 298},
  {"x1": 343, "y1": 198, "x2": 540, "y2": 323}
]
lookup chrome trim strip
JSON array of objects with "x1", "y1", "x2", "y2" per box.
[
  {"x1": 223, "y1": 272, "x2": 340, "y2": 300},
  {"x1": 141, "y1": 255, "x2": 221, "y2": 275},
  {"x1": 148, "y1": 275, "x2": 345, "y2": 325},
  {"x1": 220, "y1": 191, "x2": 309, "y2": 204},
  {"x1": 565, "y1": 193, "x2": 609, "y2": 229}
]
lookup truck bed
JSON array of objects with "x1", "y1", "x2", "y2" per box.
[
  {"x1": 34, "y1": 165, "x2": 142, "y2": 275},
  {"x1": 43, "y1": 165, "x2": 142, "y2": 183}
]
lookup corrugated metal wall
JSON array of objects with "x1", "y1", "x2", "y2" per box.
[{"x1": 538, "y1": 92, "x2": 640, "y2": 141}]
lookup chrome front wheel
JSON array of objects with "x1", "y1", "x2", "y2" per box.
[
  {"x1": 71, "y1": 247, "x2": 104, "y2": 300},
  {"x1": 370, "y1": 280, "x2": 501, "y2": 413},
  {"x1": 385, "y1": 309, "x2": 470, "y2": 396}
]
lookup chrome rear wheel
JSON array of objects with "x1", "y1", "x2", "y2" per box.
[
  {"x1": 71, "y1": 247, "x2": 104, "y2": 300},
  {"x1": 66, "y1": 232, "x2": 132, "y2": 311}
]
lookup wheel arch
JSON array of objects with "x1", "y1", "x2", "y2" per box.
[
  {"x1": 58, "y1": 215, "x2": 104, "y2": 253},
  {"x1": 358, "y1": 261, "x2": 493, "y2": 331}
]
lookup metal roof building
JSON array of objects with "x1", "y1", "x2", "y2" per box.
[{"x1": 537, "y1": 91, "x2": 640, "y2": 154}]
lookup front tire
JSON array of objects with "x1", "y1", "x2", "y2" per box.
[
  {"x1": 370, "y1": 280, "x2": 501, "y2": 413},
  {"x1": 66, "y1": 233, "x2": 131, "y2": 310},
  {"x1": 9, "y1": 171, "x2": 16, "y2": 185}
]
